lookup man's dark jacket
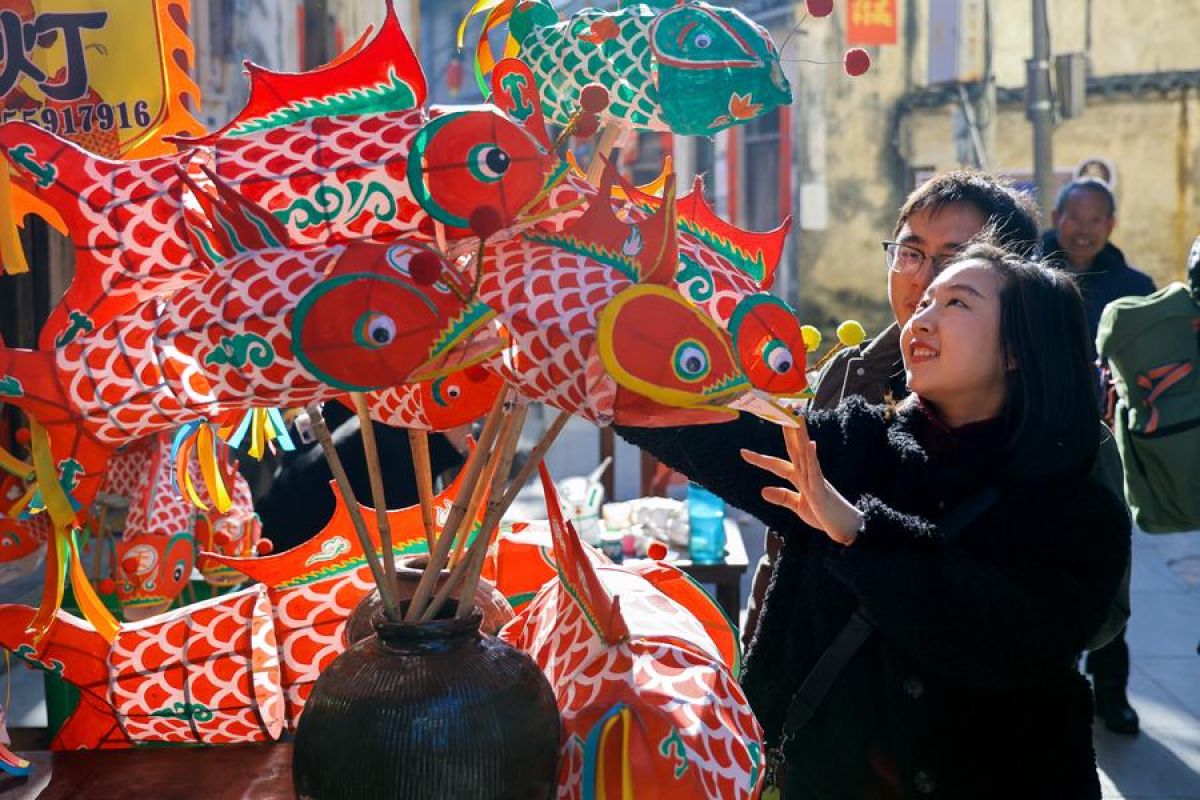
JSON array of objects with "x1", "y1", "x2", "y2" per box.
[
  {"x1": 811, "y1": 322, "x2": 907, "y2": 411},
  {"x1": 617, "y1": 399, "x2": 1128, "y2": 799},
  {"x1": 1042, "y1": 233, "x2": 1156, "y2": 339}
]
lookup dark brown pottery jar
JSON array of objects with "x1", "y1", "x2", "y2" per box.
[
  {"x1": 293, "y1": 605, "x2": 560, "y2": 800},
  {"x1": 343, "y1": 555, "x2": 514, "y2": 645}
]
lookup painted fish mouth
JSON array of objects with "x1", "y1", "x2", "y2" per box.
[{"x1": 121, "y1": 595, "x2": 172, "y2": 607}]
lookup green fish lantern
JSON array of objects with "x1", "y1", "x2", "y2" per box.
[{"x1": 461, "y1": 0, "x2": 793, "y2": 136}]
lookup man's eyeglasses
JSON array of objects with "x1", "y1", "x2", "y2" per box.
[{"x1": 881, "y1": 241, "x2": 956, "y2": 275}]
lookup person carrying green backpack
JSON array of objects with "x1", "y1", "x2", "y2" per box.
[{"x1": 1098, "y1": 235, "x2": 1200, "y2": 533}]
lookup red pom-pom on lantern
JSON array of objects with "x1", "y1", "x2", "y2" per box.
[
  {"x1": 97, "y1": 578, "x2": 116, "y2": 595},
  {"x1": 805, "y1": 0, "x2": 834, "y2": 17},
  {"x1": 469, "y1": 205, "x2": 506, "y2": 241},
  {"x1": 255, "y1": 538, "x2": 274, "y2": 556},
  {"x1": 646, "y1": 540, "x2": 669, "y2": 561},
  {"x1": 579, "y1": 84, "x2": 610, "y2": 114},
  {"x1": 409, "y1": 251, "x2": 445, "y2": 285},
  {"x1": 573, "y1": 113, "x2": 600, "y2": 139},
  {"x1": 843, "y1": 48, "x2": 871, "y2": 77}
]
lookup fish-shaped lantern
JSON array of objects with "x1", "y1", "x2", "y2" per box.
[
  {"x1": 0, "y1": 4, "x2": 554, "y2": 355},
  {"x1": 462, "y1": 0, "x2": 792, "y2": 136},
  {"x1": 500, "y1": 465, "x2": 765, "y2": 799}
]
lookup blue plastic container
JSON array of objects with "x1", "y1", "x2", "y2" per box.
[{"x1": 687, "y1": 483, "x2": 726, "y2": 564}]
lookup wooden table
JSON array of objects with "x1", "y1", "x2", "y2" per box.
[
  {"x1": 671, "y1": 518, "x2": 749, "y2": 626},
  {"x1": 0, "y1": 742, "x2": 294, "y2": 799}
]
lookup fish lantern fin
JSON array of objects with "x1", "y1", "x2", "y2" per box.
[{"x1": 539, "y1": 463, "x2": 629, "y2": 644}]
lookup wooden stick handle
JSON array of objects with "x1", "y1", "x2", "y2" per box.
[
  {"x1": 407, "y1": 429, "x2": 437, "y2": 549},
  {"x1": 445, "y1": 409, "x2": 570, "y2": 621},
  {"x1": 425, "y1": 404, "x2": 527, "y2": 622},
  {"x1": 406, "y1": 388, "x2": 510, "y2": 621},
  {"x1": 449, "y1": 438, "x2": 501, "y2": 569},
  {"x1": 350, "y1": 392, "x2": 402, "y2": 621},
  {"x1": 307, "y1": 403, "x2": 401, "y2": 621},
  {"x1": 586, "y1": 125, "x2": 622, "y2": 184},
  {"x1": 811, "y1": 342, "x2": 847, "y2": 374},
  {"x1": 497, "y1": 411, "x2": 571, "y2": 512}
]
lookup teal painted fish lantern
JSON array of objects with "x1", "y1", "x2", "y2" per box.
[{"x1": 462, "y1": 0, "x2": 793, "y2": 136}]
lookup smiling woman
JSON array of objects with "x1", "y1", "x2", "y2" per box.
[
  {"x1": 901, "y1": 257, "x2": 1010, "y2": 428},
  {"x1": 614, "y1": 241, "x2": 1129, "y2": 798}
]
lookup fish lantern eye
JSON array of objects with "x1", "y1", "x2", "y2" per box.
[
  {"x1": 673, "y1": 340, "x2": 711, "y2": 383},
  {"x1": 173, "y1": 562, "x2": 186, "y2": 582},
  {"x1": 355, "y1": 312, "x2": 397, "y2": 350},
  {"x1": 764, "y1": 341, "x2": 794, "y2": 374},
  {"x1": 447, "y1": 384, "x2": 461, "y2": 399},
  {"x1": 694, "y1": 32, "x2": 712, "y2": 48},
  {"x1": 468, "y1": 144, "x2": 511, "y2": 183}
]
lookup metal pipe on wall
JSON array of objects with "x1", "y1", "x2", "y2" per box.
[{"x1": 1029, "y1": 0, "x2": 1055, "y2": 226}]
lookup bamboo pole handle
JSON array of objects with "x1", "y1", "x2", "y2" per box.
[
  {"x1": 442, "y1": 409, "x2": 570, "y2": 621},
  {"x1": 586, "y1": 125, "x2": 622, "y2": 184},
  {"x1": 306, "y1": 403, "x2": 401, "y2": 621},
  {"x1": 497, "y1": 411, "x2": 571, "y2": 512},
  {"x1": 406, "y1": 388, "x2": 510, "y2": 621},
  {"x1": 425, "y1": 404, "x2": 527, "y2": 622},
  {"x1": 350, "y1": 392, "x2": 402, "y2": 619},
  {"x1": 449, "y1": 439, "x2": 501, "y2": 569},
  {"x1": 407, "y1": 429, "x2": 437, "y2": 549}
]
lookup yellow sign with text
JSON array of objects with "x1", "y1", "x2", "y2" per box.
[{"x1": 0, "y1": 0, "x2": 201, "y2": 159}]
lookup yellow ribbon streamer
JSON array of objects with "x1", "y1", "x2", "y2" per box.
[
  {"x1": 196, "y1": 425, "x2": 233, "y2": 514},
  {"x1": 27, "y1": 421, "x2": 70, "y2": 643},
  {"x1": 248, "y1": 410, "x2": 265, "y2": 459},
  {"x1": 68, "y1": 529, "x2": 118, "y2": 642},
  {"x1": 456, "y1": 0, "x2": 509, "y2": 48},
  {"x1": 0, "y1": 158, "x2": 29, "y2": 275},
  {"x1": 176, "y1": 438, "x2": 207, "y2": 510},
  {"x1": 0, "y1": 444, "x2": 32, "y2": 480},
  {"x1": 28, "y1": 519, "x2": 66, "y2": 646},
  {"x1": 27, "y1": 419, "x2": 118, "y2": 643}
]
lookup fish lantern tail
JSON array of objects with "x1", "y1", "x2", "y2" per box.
[{"x1": 538, "y1": 462, "x2": 630, "y2": 644}]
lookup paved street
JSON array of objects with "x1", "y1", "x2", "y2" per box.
[{"x1": 1096, "y1": 529, "x2": 1200, "y2": 798}]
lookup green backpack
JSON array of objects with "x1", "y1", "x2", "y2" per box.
[{"x1": 1097, "y1": 243, "x2": 1200, "y2": 533}]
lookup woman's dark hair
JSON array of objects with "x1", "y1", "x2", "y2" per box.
[{"x1": 948, "y1": 239, "x2": 1100, "y2": 480}]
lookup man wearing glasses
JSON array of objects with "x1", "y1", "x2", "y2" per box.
[
  {"x1": 811, "y1": 171, "x2": 1040, "y2": 409},
  {"x1": 743, "y1": 171, "x2": 1039, "y2": 647}
]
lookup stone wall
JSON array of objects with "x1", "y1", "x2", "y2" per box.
[{"x1": 789, "y1": 0, "x2": 1200, "y2": 334}]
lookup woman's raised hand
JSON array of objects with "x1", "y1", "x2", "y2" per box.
[{"x1": 740, "y1": 417, "x2": 864, "y2": 545}]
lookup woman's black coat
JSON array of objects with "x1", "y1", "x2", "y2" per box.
[{"x1": 616, "y1": 398, "x2": 1129, "y2": 799}]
